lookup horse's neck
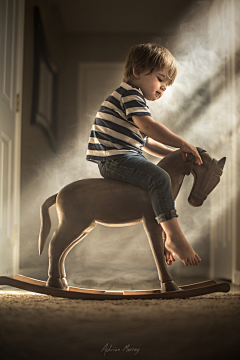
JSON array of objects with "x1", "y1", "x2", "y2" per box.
[
  {"x1": 157, "y1": 150, "x2": 188, "y2": 201},
  {"x1": 171, "y1": 175, "x2": 185, "y2": 201}
]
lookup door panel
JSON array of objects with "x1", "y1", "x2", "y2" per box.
[{"x1": 2, "y1": 0, "x2": 15, "y2": 109}]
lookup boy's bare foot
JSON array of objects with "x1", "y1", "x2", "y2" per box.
[
  {"x1": 161, "y1": 218, "x2": 201, "y2": 266},
  {"x1": 162, "y1": 230, "x2": 176, "y2": 266},
  {"x1": 165, "y1": 248, "x2": 176, "y2": 266},
  {"x1": 165, "y1": 236, "x2": 201, "y2": 266}
]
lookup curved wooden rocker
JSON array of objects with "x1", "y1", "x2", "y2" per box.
[
  {"x1": 0, "y1": 275, "x2": 230, "y2": 300},
  {"x1": 0, "y1": 148, "x2": 228, "y2": 300}
]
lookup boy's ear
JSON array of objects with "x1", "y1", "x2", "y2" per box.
[{"x1": 133, "y1": 67, "x2": 142, "y2": 79}]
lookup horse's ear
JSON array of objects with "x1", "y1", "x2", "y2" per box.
[{"x1": 218, "y1": 157, "x2": 226, "y2": 170}]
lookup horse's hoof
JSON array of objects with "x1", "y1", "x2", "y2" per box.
[
  {"x1": 161, "y1": 280, "x2": 181, "y2": 292},
  {"x1": 61, "y1": 277, "x2": 68, "y2": 288},
  {"x1": 46, "y1": 276, "x2": 69, "y2": 289}
]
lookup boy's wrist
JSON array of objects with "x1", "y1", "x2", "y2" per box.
[{"x1": 179, "y1": 140, "x2": 186, "y2": 149}]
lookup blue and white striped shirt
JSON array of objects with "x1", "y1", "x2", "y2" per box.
[{"x1": 86, "y1": 82, "x2": 151, "y2": 163}]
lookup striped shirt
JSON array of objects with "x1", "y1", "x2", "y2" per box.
[{"x1": 86, "y1": 82, "x2": 151, "y2": 163}]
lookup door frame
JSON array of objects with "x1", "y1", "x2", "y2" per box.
[{"x1": 12, "y1": 0, "x2": 25, "y2": 274}]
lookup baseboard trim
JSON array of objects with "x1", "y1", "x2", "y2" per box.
[{"x1": 233, "y1": 270, "x2": 240, "y2": 286}]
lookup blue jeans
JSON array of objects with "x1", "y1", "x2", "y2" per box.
[{"x1": 98, "y1": 153, "x2": 178, "y2": 223}]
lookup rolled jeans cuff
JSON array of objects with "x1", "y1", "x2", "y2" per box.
[{"x1": 155, "y1": 209, "x2": 178, "y2": 224}]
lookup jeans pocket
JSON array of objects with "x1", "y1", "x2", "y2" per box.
[
  {"x1": 105, "y1": 161, "x2": 127, "y2": 182},
  {"x1": 106, "y1": 168, "x2": 127, "y2": 182}
]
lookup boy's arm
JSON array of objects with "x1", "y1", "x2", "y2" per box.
[
  {"x1": 143, "y1": 138, "x2": 174, "y2": 158},
  {"x1": 132, "y1": 115, "x2": 202, "y2": 164}
]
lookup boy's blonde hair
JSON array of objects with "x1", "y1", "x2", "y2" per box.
[{"x1": 123, "y1": 43, "x2": 177, "y2": 85}]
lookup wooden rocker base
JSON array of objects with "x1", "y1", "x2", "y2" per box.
[{"x1": 0, "y1": 275, "x2": 230, "y2": 300}]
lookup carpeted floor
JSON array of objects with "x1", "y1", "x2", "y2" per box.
[{"x1": 0, "y1": 281, "x2": 239, "y2": 360}]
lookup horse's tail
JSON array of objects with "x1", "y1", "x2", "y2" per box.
[{"x1": 38, "y1": 194, "x2": 58, "y2": 255}]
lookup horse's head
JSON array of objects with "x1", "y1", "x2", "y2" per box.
[
  {"x1": 157, "y1": 147, "x2": 226, "y2": 205},
  {"x1": 186, "y1": 148, "x2": 226, "y2": 207}
]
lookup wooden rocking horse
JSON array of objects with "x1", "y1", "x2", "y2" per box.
[{"x1": 0, "y1": 148, "x2": 230, "y2": 299}]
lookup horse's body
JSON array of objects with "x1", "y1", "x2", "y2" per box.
[{"x1": 39, "y1": 148, "x2": 225, "y2": 291}]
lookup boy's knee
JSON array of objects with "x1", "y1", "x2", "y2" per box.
[
  {"x1": 164, "y1": 171, "x2": 171, "y2": 185},
  {"x1": 154, "y1": 169, "x2": 171, "y2": 186}
]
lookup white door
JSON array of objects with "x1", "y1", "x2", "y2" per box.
[
  {"x1": 0, "y1": 0, "x2": 24, "y2": 276},
  {"x1": 209, "y1": 0, "x2": 239, "y2": 283}
]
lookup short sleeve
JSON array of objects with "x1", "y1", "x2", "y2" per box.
[{"x1": 121, "y1": 88, "x2": 151, "y2": 121}]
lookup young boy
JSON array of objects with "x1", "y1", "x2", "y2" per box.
[{"x1": 86, "y1": 43, "x2": 202, "y2": 267}]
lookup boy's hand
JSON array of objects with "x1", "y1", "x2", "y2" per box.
[{"x1": 180, "y1": 142, "x2": 202, "y2": 165}]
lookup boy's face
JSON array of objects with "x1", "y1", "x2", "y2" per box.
[{"x1": 133, "y1": 68, "x2": 169, "y2": 101}]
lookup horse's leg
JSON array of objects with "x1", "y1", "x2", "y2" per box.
[
  {"x1": 47, "y1": 222, "x2": 96, "y2": 289},
  {"x1": 58, "y1": 226, "x2": 95, "y2": 284},
  {"x1": 143, "y1": 215, "x2": 180, "y2": 292}
]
